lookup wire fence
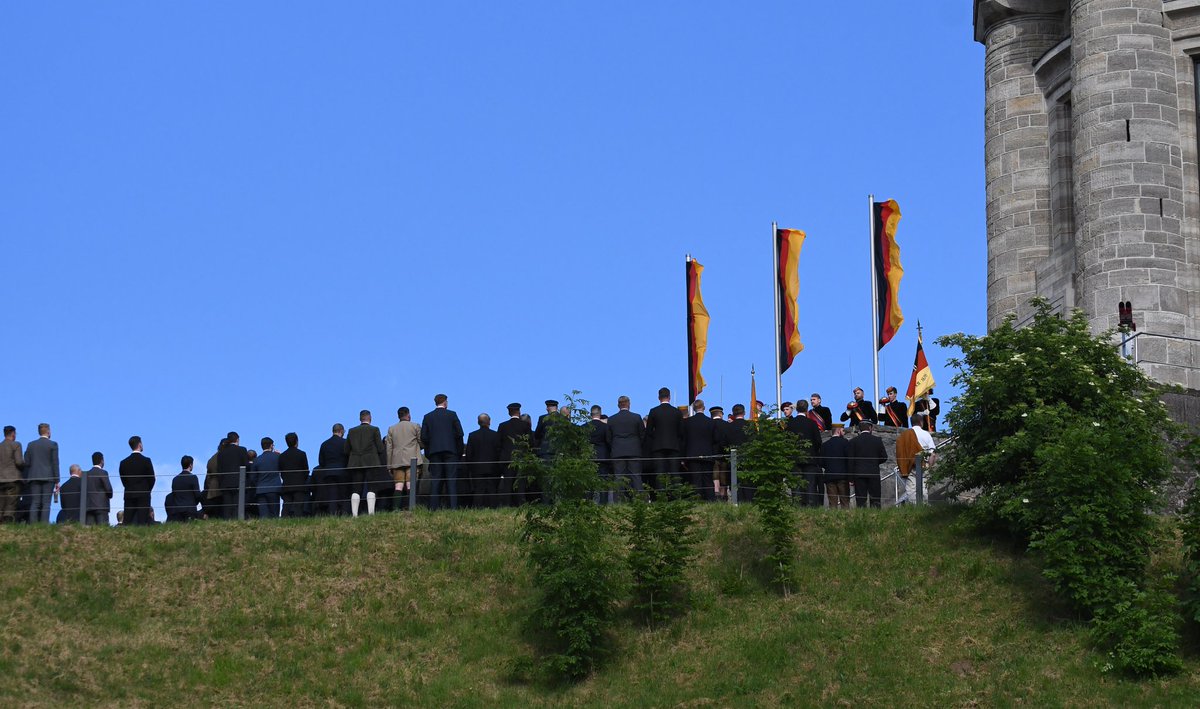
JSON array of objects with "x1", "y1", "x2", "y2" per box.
[{"x1": 4, "y1": 449, "x2": 939, "y2": 526}]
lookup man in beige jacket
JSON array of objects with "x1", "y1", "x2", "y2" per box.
[
  {"x1": 0, "y1": 426, "x2": 24, "y2": 523},
  {"x1": 386, "y1": 407, "x2": 424, "y2": 509}
]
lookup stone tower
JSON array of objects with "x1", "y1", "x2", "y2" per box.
[{"x1": 974, "y1": 0, "x2": 1200, "y2": 388}]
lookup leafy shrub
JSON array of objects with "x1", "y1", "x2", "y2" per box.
[
  {"x1": 736, "y1": 416, "x2": 803, "y2": 594},
  {"x1": 623, "y1": 475, "x2": 699, "y2": 624},
  {"x1": 512, "y1": 392, "x2": 625, "y2": 681},
  {"x1": 937, "y1": 300, "x2": 1185, "y2": 676}
]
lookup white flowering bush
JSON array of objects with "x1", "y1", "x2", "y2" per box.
[{"x1": 937, "y1": 299, "x2": 1185, "y2": 677}]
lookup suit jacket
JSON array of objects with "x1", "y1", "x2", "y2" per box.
[
  {"x1": 605, "y1": 409, "x2": 645, "y2": 458},
  {"x1": 711, "y1": 416, "x2": 732, "y2": 453},
  {"x1": 785, "y1": 415, "x2": 823, "y2": 470},
  {"x1": 216, "y1": 443, "x2": 250, "y2": 492},
  {"x1": 533, "y1": 412, "x2": 558, "y2": 457},
  {"x1": 252, "y1": 450, "x2": 283, "y2": 494},
  {"x1": 819, "y1": 435, "x2": 851, "y2": 482},
  {"x1": 496, "y1": 417, "x2": 533, "y2": 462},
  {"x1": 847, "y1": 431, "x2": 888, "y2": 476},
  {"x1": 347, "y1": 423, "x2": 385, "y2": 471},
  {"x1": 0, "y1": 439, "x2": 23, "y2": 484},
  {"x1": 465, "y1": 427, "x2": 502, "y2": 478},
  {"x1": 840, "y1": 399, "x2": 878, "y2": 426},
  {"x1": 85, "y1": 466, "x2": 113, "y2": 515},
  {"x1": 587, "y1": 419, "x2": 610, "y2": 461},
  {"x1": 119, "y1": 451, "x2": 155, "y2": 496},
  {"x1": 879, "y1": 400, "x2": 909, "y2": 428},
  {"x1": 386, "y1": 421, "x2": 425, "y2": 468},
  {"x1": 171, "y1": 471, "x2": 203, "y2": 511},
  {"x1": 24, "y1": 436, "x2": 59, "y2": 483},
  {"x1": 278, "y1": 447, "x2": 310, "y2": 492},
  {"x1": 318, "y1": 435, "x2": 349, "y2": 474},
  {"x1": 645, "y1": 402, "x2": 684, "y2": 454},
  {"x1": 724, "y1": 418, "x2": 750, "y2": 449},
  {"x1": 421, "y1": 407, "x2": 464, "y2": 456},
  {"x1": 683, "y1": 413, "x2": 716, "y2": 458},
  {"x1": 56, "y1": 476, "x2": 82, "y2": 523}
]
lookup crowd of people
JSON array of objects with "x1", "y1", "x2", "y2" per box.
[{"x1": 0, "y1": 387, "x2": 940, "y2": 526}]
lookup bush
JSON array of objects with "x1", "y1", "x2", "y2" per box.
[
  {"x1": 736, "y1": 416, "x2": 803, "y2": 594},
  {"x1": 512, "y1": 392, "x2": 625, "y2": 681},
  {"x1": 937, "y1": 300, "x2": 1185, "y2": 676},
  {"x1": 623, "y1": 475, "x2": 699, "y2": 624}
]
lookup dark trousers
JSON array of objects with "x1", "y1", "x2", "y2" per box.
[
  {"x1": 427, "y1": 452, "x2": 458, "y2": 510},
  {"x1": 257, "y1": 492, "x2": 281, "y2": 519},
  {"x1": 853, "y1": 474, "x2": 882, "y2": 508},
  {"x1": 650, "y1": 450, "x2": 680, "y2": 489},
  {"x1": 85, "y1": 511, "x2": 108, "y2": 526},
  {"x1": 612, "y1": 457, "x2": 643, "y2": 497},
  {"x1": 27, "y1": 481, "x2": 53, "y2": 523},
  {"x1": 315, "y1": 472, "x2": 343, "y2": 515},
  {"x1": 473, "y1": 469, "x2": 499, "y2": 508},
  {"x1": 802, "y1": 467, "x2": 824, "y2": 507},
  {"x1": 687, "y1": 459, "x2": 714, "y2": 500},
  {"x1": 124, "y1": 493, "x2": 152, "y2": 525},
  {"x1": 281, "y1": 490, "x2": 308, "y2": 517},
  {"x1": 0, "y1": 481, "x2": 19, "y2": 522}
]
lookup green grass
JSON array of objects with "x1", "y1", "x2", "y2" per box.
[{"x1": 1, "y1": 505, "x2": 1199, "y2": 707}]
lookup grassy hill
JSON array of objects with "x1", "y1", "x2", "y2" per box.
[{"x1": 1, "y1": 505, "x2": 1198, "y2": 707}]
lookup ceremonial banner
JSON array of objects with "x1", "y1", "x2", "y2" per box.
[
  {"x1": 776, "y1": 228, "x2": 805, "y2": 374},
  {"x1": 750, "y1": 368, "x2": 759, "y2": 420},
  {"x1": 686, "y1": 257, "x2": 710, "y2": 403},
  {"x1": 873, "y1": 199, "x2": 904, "y2": 349},
  {"x1": 905, "y1": 323, "x2": 935, "y2": 415}
]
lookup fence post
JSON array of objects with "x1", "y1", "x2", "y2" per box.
[
  {"x1": 915, "y1": 453, "x2": 925, "y2": 505},
  {"x1": 409, "y1": 457, "x2": 418, "y2": 511},
  {"x1": 238, "y1": 466, "x2": 247, "y2": 521},
  {"x1": 79, "y1": 468, "x2": 89, "y2": 524},
  {"x1": 729, "y1": 448, "x2": 739, "y2": 505}
]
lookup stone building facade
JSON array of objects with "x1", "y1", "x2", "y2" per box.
[{"x1": 974, "y1": 0, "x2": 1200, "y2": 388}]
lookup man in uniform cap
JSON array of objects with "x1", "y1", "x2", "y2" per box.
[
  {"x1": 710, "y1": 405, "x2": 730, "y2": 500},
  {"x1": 533, "y1": 399, "x2": 560, "y2": 460},
  {"x1": 497, "y1": 402, "x2": 533, "y2": 505}
]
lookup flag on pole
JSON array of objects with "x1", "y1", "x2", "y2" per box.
[
  {"x1": 905, "y1": 322, "x2": 935, "y2": 415},
  {"x1": 776, "y1": 228, "x2": 806, "y2": 375},
  {"x1": 686, "y1": 257, "x2": 710, "y2": 403},
  {"x1": 750, "y1": 367, "x2": 759, "y2": 420},
  {"x1": 873, "y1": 199, "x2": 904, "y2": 350}
]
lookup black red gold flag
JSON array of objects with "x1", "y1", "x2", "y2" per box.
[
  {"x1": 873, "y1": 199, "x2": 904, "y2": 349},
  {"x1": 686, "y1": 257, "x2": 710, "y2": 403},
  {"x1": 905, "y1": 322, "x2": 934, "y2": 415},
  {"x1": 776, "y1": 228, "x2": 805, "y2": 374}
]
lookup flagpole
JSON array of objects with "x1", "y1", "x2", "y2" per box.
[
  {"x1": 869, "y1": 194, "x2": 880, "y2": 411},
  {"x1": 771, "y1": 222, "x2": 782, "y2": 418},
  {"x1": 685, "y1": 253, "x2": 693, "y2": 405}
]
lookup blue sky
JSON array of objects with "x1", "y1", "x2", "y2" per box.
[{"x1": 1, "y1": 1, "x2": 983, "y2": 519}]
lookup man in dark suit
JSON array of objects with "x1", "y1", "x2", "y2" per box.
[
  {"x1": 786, "y1": 400, "x2": 824, "y2": 506},
  {"x1": 848, "y1": 421, "x2": 888, "y2": 508},
  {"x1": 421, "y1": 394, "x2": 465, "y2": 511},
  {"x1": 347, "y1": 410, "x2": 386, "y2": 516},
  {"x1": 840, "y1": 387, "x2": 878, "y2": 427},
  {"x1": 724, "y1": 405, "x2": 752, "y2": 502},
  {"x1": 253, "y1": 438, "x2": 283, "y2": 518},
  {"x1": 216, "y1": 431, "x2": 251, "y2": 519},
  {"x1": 119, "y1": 435, "x2": 156, "y2": 525},
  {"x1": 168, "y1": 455, "x2": 204, "y2": 522},
  {"x1": 586, "y1": 405, "x2": 612, "y2": 503},
  {"x1": 316, "y1": 424, "x2": 349, "y2": 515},
  {"x1": 84, "y1": 451, "x2": 113, "y2": 525},
  {"x1": 820, "y1": 425, "x2": 852, "y2": 509},
  {"x1": 808, "y1": 393, "x2": 833, "y2": 432},
  {"x1": 55, "y1": 465, "x2": 83, "y2": 524},
  {"x1": 709, "y1": 405, "x2": 730, "y2": 500},
  {"x1": 683, "y1": 399, "x2": 715, "y2": 500},
  {"x1": 24, "y1": 422, "x2": 59, "y2": 523},
  {"x1": 278, "y1": 432, "x2": 310, "y2": 518},
  {"x1": 878, "y1": 386, "x2": 909, "y2": 428},
  {"x1": 465, "y1": 413, "x2": 502, "y2": 508},
  {"x1": 605, "y1": 395, "x2": 645, "y2": 497},
  {"x1": 533, "y1": 399, "x2": 559, "y2": 460},
  {"x1": 644, "y1": 387, "x2": 684, "y2": 490},
  {"x1": 497, "y1": 403, "x2": 533, "y2": 506}
]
